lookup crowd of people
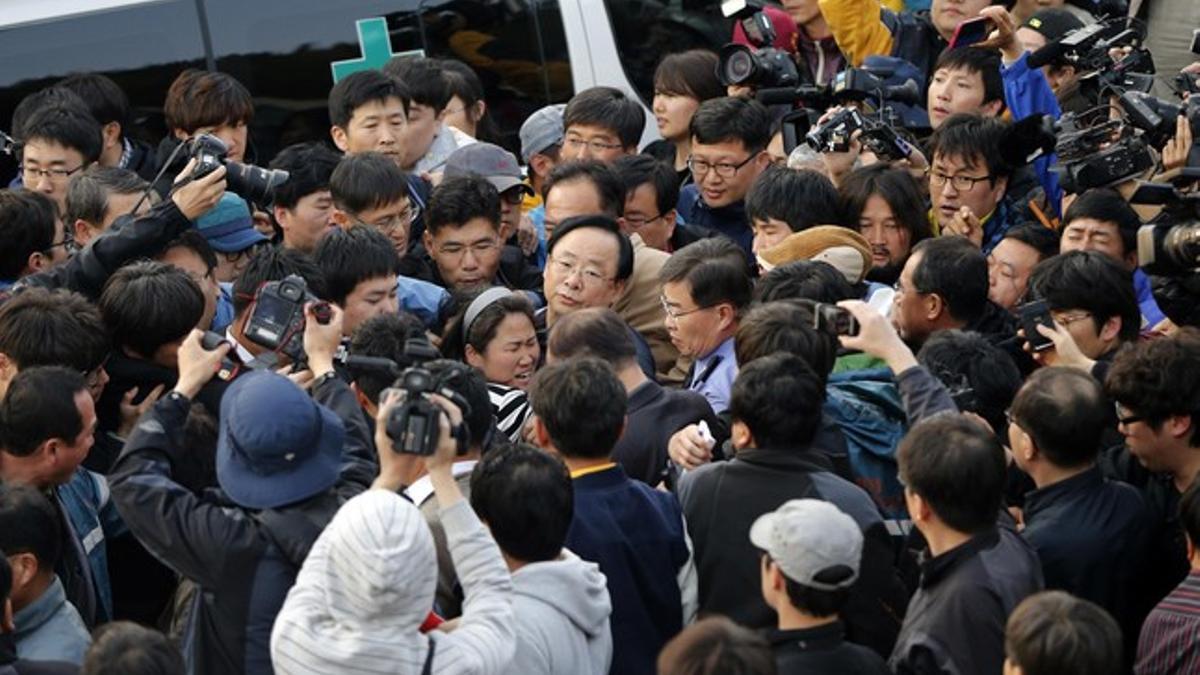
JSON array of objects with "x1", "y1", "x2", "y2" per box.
[{"x1": 1, "y1": 0, "x2": 1200, "y2": 673}]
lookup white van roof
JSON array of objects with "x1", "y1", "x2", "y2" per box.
[{"x1": 1, "y1": 0, "x2": 165, "y2": 31}]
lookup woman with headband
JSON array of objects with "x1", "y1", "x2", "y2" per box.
[{"x1": 442, "y1": 287, "x2": 540, "y2": 441}]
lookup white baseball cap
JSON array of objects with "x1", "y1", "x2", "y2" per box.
[{"x1": 749, "y1": 499, "x2": 863, "y2": 591}]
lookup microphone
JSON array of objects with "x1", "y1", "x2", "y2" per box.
[{"x1": 1027, "y1": 40, "x2": 1067, "y2": 69}]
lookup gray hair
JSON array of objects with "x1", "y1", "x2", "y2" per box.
[{"x1": 64, "y1": 165, "x2": 148, "y2": 226}]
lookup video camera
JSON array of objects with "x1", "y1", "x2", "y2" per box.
[
  {"x1": 244, "y1": 275, "x2": 332, "y2": 363},
  {"x1": 187, "y1": 134, "x2": 289, "y2": 204},
  {"x1": 1129, "y1": 173, "x2": 1200, "y2": 276},
  {"x1": 1027, "y1": 18, "x2": 1155, "y2": 103},
  {"x1": 1051, "y1": 107, "x2": 1156, "y2": 194}
]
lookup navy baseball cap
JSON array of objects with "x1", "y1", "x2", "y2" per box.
[{"x1": 216, "y1": 370, "x2": 345, "y2": 509}]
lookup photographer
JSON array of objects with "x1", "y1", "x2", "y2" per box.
[
  {"x1": 270, "y1": 389, "x2": 516, "y2": 675},
  {"x1": 153, "y1": 69, "x2": 252, "y2": 197},
  {"x1": 108, "y1": 303, "x2": 376, "y2": 675}
]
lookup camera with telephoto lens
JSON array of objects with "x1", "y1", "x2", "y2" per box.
[
  {"x1": 1128, "y1": 174, "x2": 1200, "y2": 276},
  {"x1": 716, "y1": 0, "x2": 800, "y2": 89},
  {"x1": 188, "y1": 133, "x2": 289, "y2": 204},
  {"x1": 244, "y1": 275, "x2": 332, "y2": 362},
  {"x1": 384, "y1": 340, "x2": 473, "y2": 457}
]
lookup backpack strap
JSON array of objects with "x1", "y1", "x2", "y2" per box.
[{"x1": 421, "y1": 638, "x2": 437, "y2": 675}]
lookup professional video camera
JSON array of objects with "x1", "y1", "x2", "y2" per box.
[
  {"x1": 1129, "y1": 173, "x2": 1200, "y2": 276},
  {"x1": 1027, "y1": 18, "x2": 1155, "y2": 103},
  {"x1": 1051, "y1": 107, "x2": 1156, "y2": 194},
  {"x1": 186, "y1": 134, "x2": 289, "y2": 204},
  {"x1": 781, "y1": 67, "x2": 921, "y2": 158},
  {"x1": 243, "y1": 275, "x2": 332, "y2": 363},
  {"x1": 384, "y1": 341, "x2": 477, "y2": 456},
  {"x1": 1118, "y1": 91, "x2": 1200, "y2": 165}
]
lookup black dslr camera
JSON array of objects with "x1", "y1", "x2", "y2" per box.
[
  {"x1": 188, "y1": 134, "x2": 289, "y2": 204},
  {"x1": 716, "y1": 0, "x2": 799, "y2": 90},
  {"x1": 244, "y1": 275, "x2": 332, "y2": 362},
  {"x1": 384, "y1": 341, "x2": 473, "y2": 456},
  {"x1": 1129, "y1": 175, "x2": 1200, "y2": 276}
]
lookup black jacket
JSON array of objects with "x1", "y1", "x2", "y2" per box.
[
  {"x1": 767, "y1": 621, "x2": 891, "y2": 675},
  {"x1": 17, "y1": 199, "x2": 192, "y2": 300},
  {"x1": 1022, "y1": 465, "x2": 1152, "y2": 661},
  {"x1": 678, "y1": 447, "x2": 909, "y2": 657},
  {"x1": 125, "y1": 137, "x2": 160, "y2": 183},
  {"x1": 412, "y1": 244, "x2": 544, "y2": 298},
  {"x1": 616, "y1": 379, "x2": 717, "y2": 486},
  {"x1": 108, "y1": 376, "x2": 376, "y2": 675},
  {"x1": 889, "y1": 527, "x2": 1043, "y2": 675}
]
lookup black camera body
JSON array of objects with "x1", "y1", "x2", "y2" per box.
[
  {"x1": 384, "y1": 340, "x2": 473, "y2": 457},
  {"x1": 1129, "y1": 176, "x2": 1200, "y2": 276},
  {"x1": 804, "y1": 105, "x2": 912, "y2": 161},
  {"x1": 718, "y1": 44, "x2": 800, "y2": 89},
  {"x1": 1055, "y1": 135, "x2": 1155, "y2": 194},
  {"x1": 244, "y1": 275, "x2": 331, "y2": 362},
  {"x1": 188, "y1": 133, "x2": 289, "y2": 204}
]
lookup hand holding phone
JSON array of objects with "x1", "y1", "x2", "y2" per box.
[
  {"x1": 949, "y1": 16, "x2": 994, "y2": 50},
  {"x1": 1018, "y1": 299, "x2": 1055, "y2": 352}
]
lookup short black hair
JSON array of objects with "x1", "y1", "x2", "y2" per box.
[
  {"x1": 11, "y1": 87, "x2": 89, "y2": 141},
  {"x1": 897, "y1": 414, "x2": 1005, "y2": 533},
  {"x1": 615, "y1": 154, "x2": 680, "y2": 216},
  {"x1": 163, "y1": 69, "x2": 254, "y2": 133},
  {"x1": 689, "y1": 97, "x2": 771, "y2": 153},
  {"x1": 547, "y1": 307, "x2": 637, "y2": 365},
  {"x1": 1061, "y1": 188, "x2": 1141, "y2": 257},
  {"x1": 470, "y1": 442, "x2": 573, "y2": 562},
  {"x1": 269, "y1": 142, "x2": 341, "y2": 210},
  {"x1": 730, "y1": 352, "x2": 824, "y2": 448},
  {"x1": 65, "y1": 166, "x2": 148, "y2": 227},
  {"x1": 426, "y1": 359, "x2": 495, "y2": 452},
  {"x1": 1029, "y1": 250, "x2": 1139, "y2": 343},
  {"x1": 734, "y1": 300, "x2": 838, "y2": 384},
  {"x1": 928, "y1": 113, "x2": 1013, "y2": 181},
  {"x1": 330, "y1": 152, "x2": 411, "y2": 215},
  {"x1": 20, "y1": 104, "x2": 103, "y2": 165},
  {"x1": 1003, "y1": 222, "x2": 1060, "y2": 261},
  {"x1": 83, "y1": 621, "x2": 186, "y2": 675},
  {"x1": 838, "y1": 164, "x2": 932, "y2": 245},
  {"x1": 0, "y1": 288, "x2": 108, "y2": 373},
  {"x1": 100, "y1": 262, "x2": 204, "y2": 359},
  {"x1": 328, "y1": 70, "x2": 410, "y2": 128},
  {"x1": 529, "y1": 357, "x2": 626, "y2": 459},
  {"x1": 755, "y1": 260, "x2": 857, "y2": 305},
  {"x1": 547, "y1": 215, "x2": 636, "y2": 283},
  {"x1": 911, "y1": 237, "x2": 989, "y2": 323},
  {"x1": 746, "y1": 167, "x2": 841, "y2": 231},
  {"x1": 161, "y1": 229, "x2": 219, "y2": 279},
  {"x1": 347, "y1": 312, "x2": 428, "y2": 405},
  {"x1": 660, "y1": 238, "x2": 753, "y2": 311},
  {"x1": 58, "y1": 72, "x2": 131, "y2": 130},
  {"x1": 542, "y1": 160, "x2": 625, "y2": 216},
  {"x1": 0, "y1": 366, "x2": 87, "y2": 457},
  {"x1": 1005, "y1": 591, "x2": 1123, "y2": 675},
  {"x1": 426, "y1": 175, "x2": 501, "y2": 236},
  {"x1": 654, "y1": 50, "x2": 725, "y2": 101},
  {"x1": 441, "y1": 290, "x2": 536, "y2": 362},
  {"x1": 313, "y1": 225, "x2": 400, "y2": 306},
  {"x1": 1011, "y1": 367, "x2": 1108, "y2": 468},
  {"x1": 778, "y1": 560, "x2": 851, "y2": 617},
  {"x1": 0, "y1": 190, "x2": 57, "y2": 279},
  {"x1": 0, "y1": 483, "x2": 61, "y2": 571},
  {"x1": 383, "y1": 57, "x2": 452, "y2": 113},
  {"x1": 933, "y1": 48, "x2": 1005, "y2": 110},
  {"x1": 231, "y1": 246, "x2": 328, "y2": 317},
  {"x1": 917, "y1": 330, "x2": 1022, "y2": 438},
  {"x1": 563, "y1": 86, "x2": 645, "y2": 149},
  {"x1": 1106, "y1": 328, "x2": 1200, "y2": 447}
]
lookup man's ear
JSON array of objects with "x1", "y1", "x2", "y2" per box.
[
  {"x1": 981, "y1": 99, "x2": 1004, "y2": 119},
  {"x1": 422, "y1": 230, "x2": 435, "y2": 253},
  {"x1": 990, "y1": 175, "x2": 1009, "y2": 204},
  {"x1": 716, "y1": 303, "x2": 737, "y2": 332},
  {"x1": 330, "y1": 208, "x2": 352, "y2": 228},
  {"x1": 1165, "y1": 413, "x2": 1195, "y2": 443},
  {"x1": 530, "y1": 154, "x2": 553, "y2": 180},
  {"x1": 24, "y1": 251, "x2": 47, "y2": 275},
  {"x1": 173, "y1": 128, "x2": 190, "y2": 142},
  {"x1": 102, "y1": 121, "x2": 122, "y2": 151},
  {"x1": 533, "y1": 415, "x2": 553, "y2": 451},
  {"x1": 1099, "y1": 315, "x2": 1123, "y2": 344},
  {"x1": 925, "y1": 292, "x2": 946, "y2": 322},
  {"x1": 73, "y1": 219, "x2": 94, "y2": 246},
  {"x1": 272, "y1": 205, "x2": 292, "y2": 232},
  {"x1": 753, "y1": 150, "x2": 772, "y2": 172},
  {"x1": 330, "y1": 126, "x2": 349, "y2": 153},
  {"x1": 663, "y1": 209, "x2": 678, "y2": 236},
  {"x1": 731, "y1": 420, "x2": 754, "y2": 450}
]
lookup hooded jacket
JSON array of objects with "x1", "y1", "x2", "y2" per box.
[
  {"x1": 270, "y1": 491, "x2": 515, "y2": 675},
  {"x1": 508, "y1": 552, "x2": 613, "y2": 674}
]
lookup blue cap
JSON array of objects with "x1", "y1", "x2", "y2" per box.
[
  {"x1": 195, "y1": 193, "x2": 268, "y2": 253},
  {"x1": 216, "y1": 371, "x2": 345, "y2": 509}
]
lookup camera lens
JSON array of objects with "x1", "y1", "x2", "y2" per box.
[
  {"x1": 225, "y1": 162, "x2": 290, "y2": 204},
  {"x1": 718, "y1": 44, "x2": 757, "y2": 86}
]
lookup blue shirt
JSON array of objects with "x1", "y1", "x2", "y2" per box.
[
  {"x1": 211, "y1": 281, "x2": 236, "y2": 334},
  {"x1": 397, "y1": 274, "x2": 449, "y2": 328},
  {"x1": 1134, "y1": 268, "x2": 1167, "y2": 331},
  {"x1": 688, "y1": 337, "x2": 738, "y2": 414},
  {"x1": 1002, "y1": 51, "x2": 1063, "y2": 217}
]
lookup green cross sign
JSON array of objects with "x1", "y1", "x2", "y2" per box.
[{"x1": 330, "y1": 17, "x2": 425, "y2": 83}]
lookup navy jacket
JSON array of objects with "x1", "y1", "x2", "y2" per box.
[
  {"x1": 767, "y1": 621, "x2": 891, "y2": 675},
  {"x1": 565, "y1": 465, "x2": 690, "y2": 675},
  {"x1": 615, "y1": 380, "x2": 717, "y2": 486},
  {"x1": 678, "y1": 447, "x2": 908, "y2": 657},
  {"x1": 108, "y1": 377, "x2": 375, "y2": 675},
  {"x1": 676, "y1": 185, "x2": 752, "y2": 255}
]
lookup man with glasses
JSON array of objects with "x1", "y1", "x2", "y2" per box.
[
  {"x1": 658, "y1": 238, "x2": 751, "y2": 415},
  {"x1": 676, "y1": 97, "x2": 772, "y2": 256},
  {"x1": 0, "y1": 191, "x2": 73, "y2": 290},
  {"x1": 194, "y1": 193, "x2": 268, "y2": 283},
  {"x1": 614, "y1": 155, "x2": 714, "y2": 253},
  {"x1": 892, "y1": 236, "x2": 995, "y2": 351},
  {"x1": 559, "y1": 87, "x2": 643, "y2": 164},
  {"x1": 329, "y1": 152, "x2": 447, "y2": 327},
  {"x1": 16, "y1": 105, "x2": 103, "y2": 216},
  {"x1": 927, "y1": 114, "x2": 1016, "y2": 255}
]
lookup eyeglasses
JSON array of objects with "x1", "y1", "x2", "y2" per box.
[
  {"x1": 222, "y1": 242, "x2": 269, "y2": 265},
  {"x1": 687, "y1": 154, "x2": 758, "y2": 179},
  {"x1": 927, "y1": 170, "x2": 993, "y2": 192},
  {"x1": 47, "y1": 233, "x2": 77, "y2": 254},
  {"x1": 563, "y1": 136, "x2": 624, "y2": 154},
  {"x1": 20, "y1": 164, "x2": 85, "y2": 182},
  {"x1": 355, "y1": 203, "x2": 421, "y2": 233},
  {"x1": 548, "y1": 255, "x2": 613, "y2": 286},
  {"x1": 624, "y1": 212, "x2": 664, "y2": 229},
  {"x1": 437, "y1": 239, "x2": 499, "y2": 259},
  {"x1": 660, "y1": 296, "x2": 712, "y2": 320},
  {"x1": 1052, "y1": 311, "x2": 1092, "y2": 327},
  {"x1": 500, "y1": 187, "x2": 527, "y2": 206},
  {"x1": 1114, "y1": 403, "x2": 1144, "y2": 426}
]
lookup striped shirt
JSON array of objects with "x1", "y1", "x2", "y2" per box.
[
  {"x1": 487, "y1": 383, "x2": 533, "y2": 442},
  {"x1": 1136, "y1": 570, "x2": 1200, "y2": 675}
]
